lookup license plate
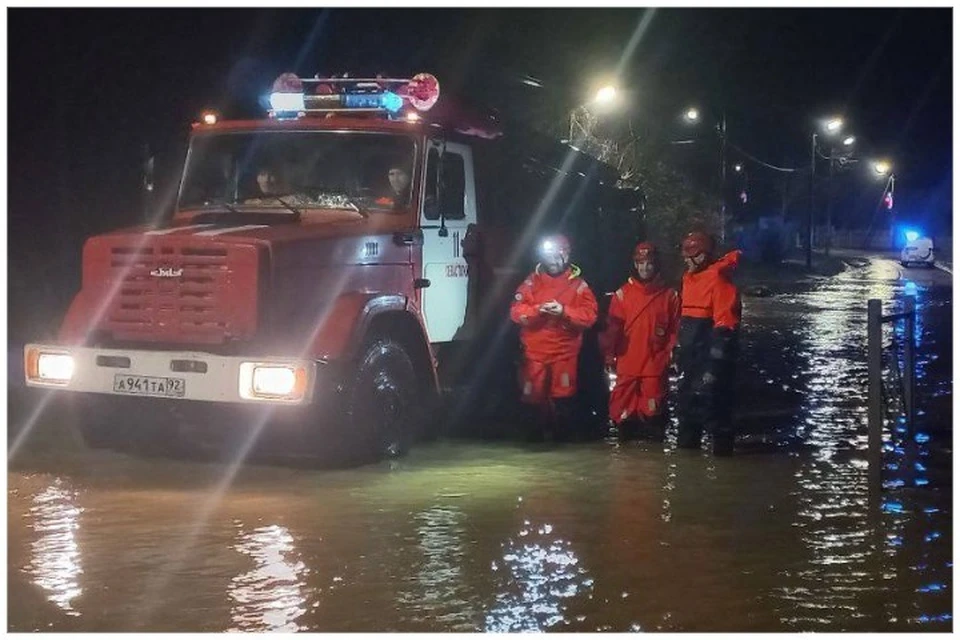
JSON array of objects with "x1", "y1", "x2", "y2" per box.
[{"x1": 113, "y1": 374, "x2": 186, "y2": 398}]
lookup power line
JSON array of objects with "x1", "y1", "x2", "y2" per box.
[{"x1": 728, "y1": 142, "x2": 804, "y2": 173}]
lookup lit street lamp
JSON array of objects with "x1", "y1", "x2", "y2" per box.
[
  {"x1": 683, "y1": 105, "x2": 728, "y2": 244},
  {"x1": 872, "y1": 160, "x2": 897, "y2": 248},
  {"x1": 808, "y1": 116, "x2": 847, "y2": 267},
  {"x1": 594, "y1": 85, "x2": 618, "y2": 106},
  {"x1": 567, "y1": 82, "x2": 623, "y2": 164},
  {"x1": 843, "y1": 136, "x2": 856, "y2": 146}
]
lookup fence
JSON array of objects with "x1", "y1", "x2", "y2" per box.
[{"x1": 867, "y1": 296, "x2": 916, "y2": 498}]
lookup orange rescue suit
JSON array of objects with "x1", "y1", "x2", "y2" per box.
[
  {"x1": 600, "y1": 277, "x2": 680, "y2": 421},
  {"x1": 509, "y1": 265, "x2": 598, "y2": 403}
]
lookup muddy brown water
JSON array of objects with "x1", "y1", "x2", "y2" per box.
[{"x1": 7, "y1": 256, "x2": 952, "y2": 631}]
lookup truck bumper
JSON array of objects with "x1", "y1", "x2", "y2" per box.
[{"x1": 24, "y1": 344, "x2": 320, "y2": 406}]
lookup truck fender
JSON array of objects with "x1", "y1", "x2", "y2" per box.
[{"x1": 309, "y1": 292, "x2": 410, "y2": 362}]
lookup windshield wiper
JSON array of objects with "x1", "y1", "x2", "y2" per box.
[
  {"x1": 202, "y1": 197, "x2": 241, "y2": 214},
  {"x1": 258, "y1": 195, "x2": 303, "y2": 219}
]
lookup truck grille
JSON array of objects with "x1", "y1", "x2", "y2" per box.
[{"x1": 102, "y1": 242, "x2": 260, "y2": 344}]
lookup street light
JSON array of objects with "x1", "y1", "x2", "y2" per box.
[
  {"x1": 682, "y1": 105, "x2": 728, "y2": 243},
  {"x1": 870, "y1": 160, "x2": 896, "y2": 248},
  {"x1": 568, "y1": 83, "x2": 624, "y2": 163},
  {"x1": 808, "y1": 115, "x2": 846, "y2": 267},
  {"x1": 734, "y1": 163, "x2": 743, "y2": 173},
  {"x1": 594, "y1": 85, "x2": 618, "y2": 106},
  {"x1": 843, "y1": 136, "x2": 856, "y2": 146}
]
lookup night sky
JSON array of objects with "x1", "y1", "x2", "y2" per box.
[{"x1": 8, "y1": 7, "x2": 953, "y2": 271}]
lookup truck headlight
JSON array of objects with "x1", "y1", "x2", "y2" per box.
[
  {"x1": 239, "y1": 363, "x2": 307, "y2": 402},
  {"x1": 26, "y1": 349, "x2": 75, "y2": 384}
]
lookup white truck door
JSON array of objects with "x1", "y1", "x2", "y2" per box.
[{"x1": 420, "y1": 141, "x2": 477, "y2": 343}]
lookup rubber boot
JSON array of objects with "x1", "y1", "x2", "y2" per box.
[{"x1": 677, "y1": 421, "x2": 703, "y2": 449}]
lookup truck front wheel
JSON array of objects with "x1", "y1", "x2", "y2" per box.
[{"x1": 345, "y1": 338, "x2": 418, "y2": 462}]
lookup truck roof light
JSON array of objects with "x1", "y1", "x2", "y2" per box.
[
  {"x1": 266, "y1": 72, "x2": 440, "y2": 120},
  {"x1": 270, "y1": 92, "x2": 306, "y2": 114}
]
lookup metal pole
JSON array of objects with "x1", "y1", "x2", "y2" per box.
[
  {"x1": 719, "y1": 113, "x2": 727, "y2": 245},
  {"x1": 903, "y1": 295, "x2": 916, "y2": 437},
  {"x1": 867, "y1": 298, "x2": 883, "y2": 497},
  {"x1": 807, "y1": 133, "x2": 816, "y2": 268},
  {"x1": 888, "y1": 174, "x2": 897, "y2": 251},
  {"x1": 825, "y1": 151, "x2": 834, "y2": 257}
]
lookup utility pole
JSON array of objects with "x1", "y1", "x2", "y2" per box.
[
  {"x1": 807, "y1": 132, "x2": 817, "y2": 268},
  {"x1": 825, "y1": 150, "x2": 834, "y2": 257},
  {"x1": 718, "y1": 113, "x2": 727, "y2": 245}
]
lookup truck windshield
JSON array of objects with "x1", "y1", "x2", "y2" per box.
[{"x1": 178, "y1": 131, "x2": 417, "y2": 214}]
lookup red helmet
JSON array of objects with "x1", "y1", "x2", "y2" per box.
[
  {"x1": 633, "y1": 241, "x2": 659, "y2": 264},
  {"x1": 681, "y1": 231, "x2": 714, "y2": 258}
]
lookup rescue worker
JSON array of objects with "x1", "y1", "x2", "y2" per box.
[
  {"x1": 676, "y1": 231, "x2": 742, "y2": 456},
  {"x1": 600, "y1": 242, "x2": 680, "y2": 442},
  {"x1": 510, "y1": 234, "x2": 598, "y2": 441}
]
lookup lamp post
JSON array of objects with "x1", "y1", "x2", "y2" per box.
[
  {"x1": 807, "y1": 117, "x2": 845, "y2": 268},
  {"x1": 568, "y1": 84, "x2": 620, "y2": 163},
  {"x1": 873, "y1": 161, "x2": 895, "y2": 249},
  {"x1": 824, "y1": 135, "x2": 856, "y2": 257},
  {"x1": 684, "y1": 106, "x2": 728, "y2": 244}
]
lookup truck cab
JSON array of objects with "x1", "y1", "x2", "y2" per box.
[{"x1": 25, "y1": 72, "x2": 644, "y2": 462}]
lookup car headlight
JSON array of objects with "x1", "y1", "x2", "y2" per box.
[
  {"x1": 26, "y1": 349, "x2": 75, "y2": 384},
  {"x1": 239, "y1": 363, "x2": 307, "y2": 402}
]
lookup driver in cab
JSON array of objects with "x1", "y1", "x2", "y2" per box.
[{"x1": 375, "y1": 159, "x2": 412, "y2": 210}]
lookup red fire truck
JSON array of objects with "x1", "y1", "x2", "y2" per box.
[{"x1": 24, "y1": 72, "x2": 644, "y2": 463}]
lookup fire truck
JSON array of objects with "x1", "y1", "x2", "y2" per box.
[{"x1": 24, "y1": 72, "x2": 644, "y2": 463}]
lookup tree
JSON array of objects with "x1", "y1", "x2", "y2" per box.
[{"x1": 566, "y1": 113, "x2": 719, "y2": 253}]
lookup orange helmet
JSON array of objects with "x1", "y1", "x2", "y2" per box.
[{"x1": 681, "y1": 231, "x2": 714, "y2": 258}]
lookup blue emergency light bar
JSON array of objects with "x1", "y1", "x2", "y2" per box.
[{"x1": 267, "y1": 73, "x2": 439, "y2": 120}]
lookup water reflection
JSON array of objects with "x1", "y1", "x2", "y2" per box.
[
  {"x1": 398, "y1": 504, "x2": 478, "y2": 630},
  {"x1": 485, "y1": 520, "x2": 592, "y2": 632},
  {"x1": 228, "y1": 524, "x2": 308, "y2": 632},
  {"x1": 779, "y1": 269, "x2": 889, "y2": 628},
  {"x1": 772, "y1": 265, "x2": 952, "y2": 629},
  {"x1": 23, "y1": 480, "x2": 84, "y2": 615}
]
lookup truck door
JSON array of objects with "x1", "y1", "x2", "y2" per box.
[{"x1": 420, "y1": 140, "x2": 476, "y2": 343}]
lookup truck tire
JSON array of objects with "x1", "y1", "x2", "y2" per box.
[{"x1": 344, "y1": 338, "x2": 418, "y2": 462}]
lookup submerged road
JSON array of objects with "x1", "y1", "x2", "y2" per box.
[{"x1": 7, "y1": 254, "x2": 952, "y2": 632}]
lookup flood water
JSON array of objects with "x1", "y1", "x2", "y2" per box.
[{"x1": 7, "y1": 255, "x2": 952, "y2": 632}]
